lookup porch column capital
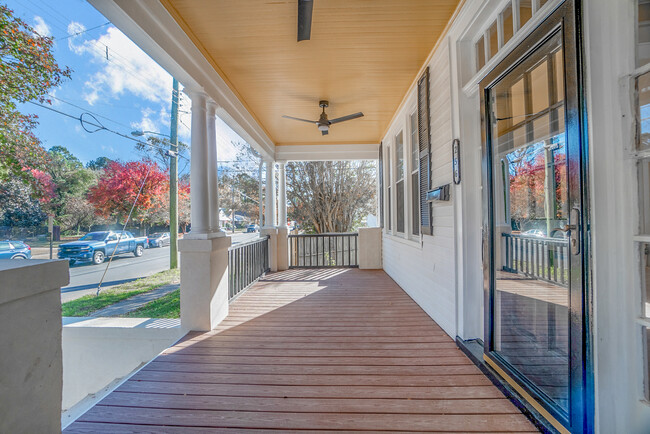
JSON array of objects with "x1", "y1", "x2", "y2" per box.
[
  {"x1": 206, "y1": 99, "x2": 219, "y2": 115},
  {"x1": 183, "y1": 86, "x2": 208, "y2": 101}
]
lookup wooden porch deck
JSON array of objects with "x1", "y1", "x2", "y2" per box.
[{"x1": 65, "y1": 268, "x2": 536, "y2": 433}]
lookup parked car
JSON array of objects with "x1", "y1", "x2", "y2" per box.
[
  {"x1": 246, "y1": 224, "x2": 259, "y2": 233},
  {"x1": 58, "y1": 231, "x2": 147, "y2": 265},
  {"x1": 148, "y1": 232, "x2": 171, "y2": 248},
  {"x1": 0, "y1": 240, "x2": 32, "y2": 259}
]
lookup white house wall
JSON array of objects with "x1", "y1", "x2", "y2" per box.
[{"x1": 382, "y1": 40, "x2": 457, "y2": 339}]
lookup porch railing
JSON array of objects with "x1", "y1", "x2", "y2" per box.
[
  {"x1": 501, "y1": 233, "x2": 569, "y2": 286},
  {"x1": 228, "y1": 235, "x2": 269, "y2": 300},
  {"x1": 289, "y1": 233, "x2": 359, "y2": 268}
]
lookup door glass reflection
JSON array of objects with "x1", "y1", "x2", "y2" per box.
[{"x1": 490, "y1": 31, "x2": 570, "y2": 412}]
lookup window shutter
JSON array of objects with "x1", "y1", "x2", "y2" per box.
[
  {"x1": 417, "y1": 67, "x2": 432, "y2": 235},
  {"x1": 378, "y1": 142, "x2": 384, "y2": 228}
]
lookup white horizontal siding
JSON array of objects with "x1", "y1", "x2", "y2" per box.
[{"x1": 382, "y1": 40, "x2": 456, "y2": 338}]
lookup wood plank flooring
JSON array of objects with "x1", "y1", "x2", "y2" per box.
[{"x1": 64, "y1": 268, "x2": 536, "y2": 433}]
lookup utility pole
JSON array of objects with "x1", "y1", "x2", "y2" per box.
[{"x1": 169, "y1": 78, "x2": 179, "y2": 269}]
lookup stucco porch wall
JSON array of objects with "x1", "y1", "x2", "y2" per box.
[{"x1": 61, "y1": 317, "x2": 186, "y2": 428}]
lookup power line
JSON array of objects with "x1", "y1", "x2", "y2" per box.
[
  {"x1": 56, "y1": 22, "x2": 110, "y2": 40},
  {"x1": 27, "y1": 101, "x2": 190, "y2": 162}
]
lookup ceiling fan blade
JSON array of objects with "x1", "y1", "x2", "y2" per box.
[
  {"x1": 282, "y1": 115, "x2": 317, "y2": 124},
  {"x1": 297, "y1": 0, "x2": 313, "y2": 42},
  {"x1": 321, "y1": 129, "x2": 329, "y2": 136},
  {"x1": 328, "y1": 112, "x2": 364, "y2": 124}
]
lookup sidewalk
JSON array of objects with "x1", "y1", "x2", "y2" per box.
[{"x1": 90, "y1": 283, "x2": 180, "y2": 317}]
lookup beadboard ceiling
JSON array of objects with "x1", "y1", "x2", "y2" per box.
[{"x1": 160, "y1": 0, "x2": 460, "y2": 146}]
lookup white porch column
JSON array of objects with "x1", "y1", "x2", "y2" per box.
[
  {"x1": 278, "y1": 162, "x2": 287, "y2": 228},
  {"x1": 263, "y1": 159, "x2": 276, "y2": 228},
  {"x1": 276, "y1": 162, "x2": 288, "y2": 271},
  {"x1": 206, "y1": 100, "x2": 223, "y2": 235},
  {"x1": 261, "y1": 159, "x2": 278, "y2": 271},
  {"x1": 179, "y1": 87, "x2": 230, "y2": 332},
  {"x1": 185, "y1": 87, "x2": 210, "y2": 235}
]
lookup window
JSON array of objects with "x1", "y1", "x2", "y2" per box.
[
  {"x1": 410, "y1": 112, "x2": 420, "y2": 235},
  {"x1": 395, "y1": 131, "x2": 405, "y2": 233},
  {"x1": 386, "y1": 145, "x2": 392, "y2": 231},
  {"x1": 476, "y1": 35, "x2": 486, "y2": 71},
  {"x1": 475, "y1": 0, "x2": 554, "y2": 75},
  {"x1": 518, "y1": 0, "x2": 533, "y2": 30},
  {"x1": 487, "y1": 21, "x2": 498, "y2": 60},
  {"x1": 501, "y1": 3, "x2": 514, "y2": 47}
]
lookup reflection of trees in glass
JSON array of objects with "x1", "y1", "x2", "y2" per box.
[{"x1": 507, "y1": 136, "x2": 567, "y2": 232}]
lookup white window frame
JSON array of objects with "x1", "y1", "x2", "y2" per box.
[{"x1": 395, "y1": 129, "x2": 406, "y2": 234}]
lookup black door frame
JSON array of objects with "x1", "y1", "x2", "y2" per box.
[{"x1": 479, "y1": 1, "x2": 593, "y2": 432}]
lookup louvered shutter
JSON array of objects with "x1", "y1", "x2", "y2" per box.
[
  {"x1": 417, "y1": 67, "x2": 432, "y2": 235},
  {"x1": 378, "y1": 142, "x2": 384, "y2": 228}
]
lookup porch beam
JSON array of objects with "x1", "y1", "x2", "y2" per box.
[{"x1": 275, "y1": 143, "x2": 379, "y2": 162}]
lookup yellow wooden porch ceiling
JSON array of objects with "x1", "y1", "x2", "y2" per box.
[{"x1": 161, "y1": 0, "x2": 460, "y2": 146}]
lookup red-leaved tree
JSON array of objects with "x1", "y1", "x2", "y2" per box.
[{"x1": 87, "y1": 160, "x2": 168, "y2": 226}]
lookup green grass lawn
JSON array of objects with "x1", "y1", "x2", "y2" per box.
[
  {"x1": 62, "y1": 268, "x2": 180, "y2": 317},
  {"x1": 123, "y1": 289, "x2": 180, "y2": 319}
]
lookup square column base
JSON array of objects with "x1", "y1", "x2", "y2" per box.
[
  {"x1": 277, "y1": 227, "x2": 289, "y2": 271},
  {"x1": 178, "y1": 236, "x2": 231, "y2": 331},
  {"x1": 260, "y1": 227, "x2": 278, "y2": 272},
  {"x1": 358, "y1": 227, "x2": 382, "y2": 269}
]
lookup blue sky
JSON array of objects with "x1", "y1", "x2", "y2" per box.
[{"x1": 7, "y1": 0, "x2": 246, "y2": 173}]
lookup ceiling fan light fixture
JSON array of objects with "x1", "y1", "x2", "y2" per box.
[{"x1": 318, "y1": 124, "x2": 329, "y2": 132}]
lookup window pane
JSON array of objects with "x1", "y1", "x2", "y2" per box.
[
  {"x1": 643, "y1": 244, "x2": 650, "y2": 318},
  {"x1": 640, "y1": 1, "x2": 650, "y2": 68},
  {"x1": 476, "y1": 35, "x2": 486, "y2": 70},
  {"x1": 397, "y1": 180, "x2": 405, "y2": 233},
  {"x1": 638, "y1": 71, "x2": 650, "y2": 151},
  {"x1": 639, "y1": 159, "x2": 650, "y2": 234},
  {"x1": 531, "y1": 60, "x2": 549, "y2": 113},
  {"x1": 488, "y1": 21, "x2": 499, "y2": 59},
  {"x1": 518, "y1": 0, "x2": 532, "y2": 29},
  {"x1": 386, "y1": 147, "x2": 391, "y2": 184},
  {"x1": 501, "y1": 3, "x2": 514, "y2": 46},
  {"x1": 410, "y1": 113, "x2": 418, "y2": 169},
  {"x1": 387, "y1": 187, "x2": 392, "y2": 230},
  {"x1": 396, "y1": 131, "x2": 404, "y2": 181},
  {"x1": 412, "y1": 172, "x2": 419, "y2": 235},
  {"x1": 554, "y1": 49, "x2": 564, "y2": 104}
]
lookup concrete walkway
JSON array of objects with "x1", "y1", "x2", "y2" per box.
[{"x1": 90, "y1": 283, "x2": 180, "y2": 317}]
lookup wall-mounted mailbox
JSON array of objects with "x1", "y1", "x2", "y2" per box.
[{"x1": 426, "y1": 184, "x2": 450, "y2": 202}]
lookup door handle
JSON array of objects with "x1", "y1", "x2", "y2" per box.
[{"x1": 552, "y1": 208, "x2": 580, "y2": 255}]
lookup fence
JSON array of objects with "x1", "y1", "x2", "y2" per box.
[
  {"x1": 228, "y1": 236, "x2": 269, "y2": 300},
  {"x1": 289, "y1": 233, "x2": 359, "y2": 268},
  {"x1": 501, "y1": 233, "x2": 569, "y2": 286}
]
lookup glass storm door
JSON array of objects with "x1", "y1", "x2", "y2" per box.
[{"x1": 480, "y1": 2, "x2": 590, "y2": 432}]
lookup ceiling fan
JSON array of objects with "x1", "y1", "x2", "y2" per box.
[{"x1": 282, "y1": 101, "x2": 364, "y2": 136}]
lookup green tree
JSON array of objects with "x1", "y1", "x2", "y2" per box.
[
  {"x1": 46, "y1": 146, "x2": 96, "y2": 220},
  {"x1": 0, "y1": 178, "x2": 46, "y2": 227},
  {"x1": 86, "y1": 156, "x2": 113, "y2": 171},
  {"x1": 0, "y1": 5, "x2": 71, "y2": 182}
]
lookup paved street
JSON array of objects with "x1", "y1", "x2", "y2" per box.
[{"x1": 60, "y1": 232, "x2": 260, "y2": 303}]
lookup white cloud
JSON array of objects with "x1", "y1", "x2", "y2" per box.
[
  {"x1": 68, "y1": 25, "x2": 172, "y2": 107},
  {"x1": 130, "y1": 107, "x2": 158, "y2": 134},
  {"x1": 33, "y1": 16, "x2": 51, "y2": 37}
]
